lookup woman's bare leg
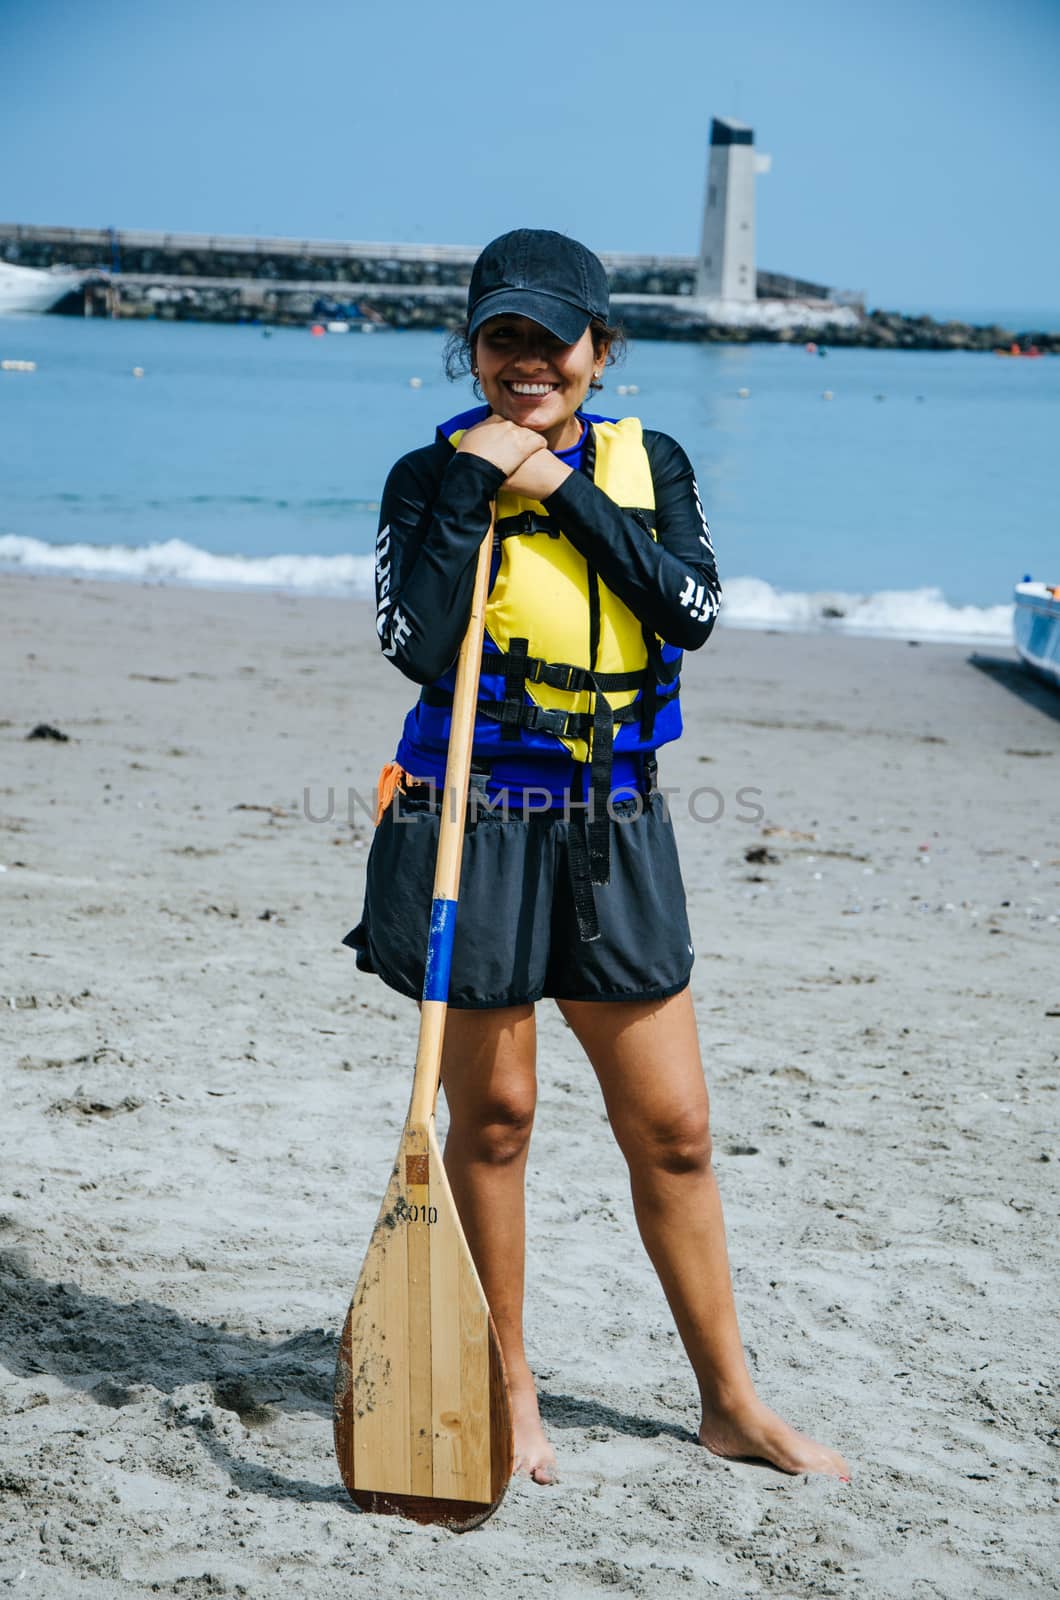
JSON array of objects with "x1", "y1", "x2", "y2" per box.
[
  {"x1": 558, "y1": 988, "x2": 850, "y2": 1479},
  {"x1": 439, "y1": 1003, "x2": 558, "y2": 1484}
]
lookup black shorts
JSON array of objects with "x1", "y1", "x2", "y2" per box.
[{"x1": 342, "y1": 785, "x2": 694, "y2": 1010}]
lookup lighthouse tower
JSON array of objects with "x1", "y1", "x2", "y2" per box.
[{"x1": 696, "y1": 116, "x2": 762, "y2": 302}]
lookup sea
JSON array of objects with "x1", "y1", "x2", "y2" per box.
[{"x1": 2, "y1": 313, "x2": 1057, "y2": 643}]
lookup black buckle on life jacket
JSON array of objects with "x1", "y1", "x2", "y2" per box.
[
  {"x1": 494, "y1": 510, "x2": 559, "y2": 539},
  {"x1": 526, "y1": 658, "x2": 589, "y2": 694},
  {"x1": 530, "y1": 706, "x2": 572, "y2": 738}
]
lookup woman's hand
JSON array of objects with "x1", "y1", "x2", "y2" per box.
[
  {"x1": 456, "y1": 415, "x2": 546, "y2": 477},
  {"x1": 502, "y1": 452, "x2": 572, "y2": 502}
]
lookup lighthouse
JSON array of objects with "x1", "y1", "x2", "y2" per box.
[{"x1": 696, "y1": 116, "x2": 769, "y2": 302}]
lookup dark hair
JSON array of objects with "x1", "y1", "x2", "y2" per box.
[{"x1": 443, "y1": 318, "x2": 628, "y2": 400}]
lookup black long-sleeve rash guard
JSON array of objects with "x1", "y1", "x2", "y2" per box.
[{"x1": 374, "y1": 429, "x2": 721, "y2": 685}]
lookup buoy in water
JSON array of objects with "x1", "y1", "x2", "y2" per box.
[
  {"x1": 822, "y1": 389, "x2": 834, "y2": 400},
  {"x1": 805, "y1": 342, "x2": 818, "y2": 354},
  {"x1": 309, "y1": 324, "x2": 326, "y2": 337},
  {"x1": 409, "y1": 376, "x2": 423, "y2": 389},
  {"x1": 627, "y1": 383, "x2": 639, "y2": 395},
  {"x1": 737, "y1": 387, "x2": 750, "y2": 399},
  {"x1": 132, "y1": 366, "x2": 145, "y2": 378}
]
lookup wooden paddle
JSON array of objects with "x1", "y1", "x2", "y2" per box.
[{"x1": 334, "y1": 511, "x2": 513, "y2": 1530}]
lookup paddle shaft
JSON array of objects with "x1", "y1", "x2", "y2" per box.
[{"x1": 407, "y1": 512, "x2": 495, "y2": 1130}]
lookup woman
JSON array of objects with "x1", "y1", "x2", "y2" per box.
[{"x1": 346, "y1": 229, "x2": 850, "y2": 1486}]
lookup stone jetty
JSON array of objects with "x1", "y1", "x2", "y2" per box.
[{"x1": 1, "y1": 223, "x2": 1054, "y2": 352}]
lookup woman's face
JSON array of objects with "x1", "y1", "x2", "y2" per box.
[{"x1": 474, "y1": 315, "x2": 604, "y2": 439}]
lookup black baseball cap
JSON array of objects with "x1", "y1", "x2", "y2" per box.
[{"x1": 467, "y1": 228, "x2": 610, "y2": 346}]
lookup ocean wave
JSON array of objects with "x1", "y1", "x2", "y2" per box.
[
  {"x1": 0, "y1": 534, "x2": 375, "y2": 595},
  {"x1": 721, "y1": 576, "x2": 1013, "y2": 642},
  {"x1": 0, "y1": 534, "x2": 1014, "y2": 641}
]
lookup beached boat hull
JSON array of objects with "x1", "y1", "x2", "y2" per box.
[
  {"x1": 0, "y1": 262, "x2": 83, "y2": 314},
  {"x1": 1014, "y1": 582, "x2": 1060, "y2": 690}
]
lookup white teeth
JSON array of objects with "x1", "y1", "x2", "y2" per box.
[{"x1": 509, "y1": 382, "x2": 556, "y2": 395}]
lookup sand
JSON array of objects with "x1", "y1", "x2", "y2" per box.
[{"x1": 1, "y1": 572, "x2": 1057, "y2": 1598}]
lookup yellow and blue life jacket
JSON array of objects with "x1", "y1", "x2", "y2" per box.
[{"x1": 407, "y1": 407, "x2": 684, "y2": 882}]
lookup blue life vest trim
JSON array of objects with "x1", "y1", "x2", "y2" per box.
[{"x1": 422, "y1": 896, "x2": 459, "y2": 1002}]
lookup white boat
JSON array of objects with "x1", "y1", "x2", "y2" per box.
[
  {"x1": 0, "y1": 260, "x2": 84, "y2": 314},
  {"x1": 1013, "y1": 580, "x2": 1060, "y2": 690}
]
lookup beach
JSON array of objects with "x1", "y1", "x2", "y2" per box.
[{"x1": 1, "y1": 572, "x2": 1057, "y2": 1598}]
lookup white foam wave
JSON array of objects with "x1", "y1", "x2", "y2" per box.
[
  {"x1": 0, "y1": 534, "x2": 375, "y2": 597},
  {"x1": 721, "y1": 576, "x2": 1013, "y2": 643},
  {"x1": 0, "y1": 535, "x2": 1014, "y2": 641}
]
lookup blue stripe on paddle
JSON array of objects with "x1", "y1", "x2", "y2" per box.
[{"x1": 422, "y1": 896, "x2": 458, "y2": 1002}]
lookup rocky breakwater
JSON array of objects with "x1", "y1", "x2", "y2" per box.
[
  {"x1": 73, "y1": 280, "x2": 1057, "y2": 354},
  {"x1": 71, "y1": 279, "x2": 1060, "y2": 353},
  {"x1": 818, "y1": 309, "x2": 1059, "y2": 354},
  {"x1": 608, "y1": 297, "x2": 1060, "y2": 352}
]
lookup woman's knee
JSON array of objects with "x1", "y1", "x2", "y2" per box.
[
  {"x1": 619, "y1": 1103, "x2": 713, "y2": 1178},
  {"x1": 442, "y1": 1003, "x2": 537, "y2": 1163},
  {"x1": 449, "y1": 1092, "x2": 536, "y2": 1164}
]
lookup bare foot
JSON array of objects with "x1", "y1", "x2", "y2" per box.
[
  {"x1": 699, "y1": 1397, "x2": 850, "y2": 1480},
  {"x1": 510, "y1": 1382, "x2": 559, "y2": 1485}
]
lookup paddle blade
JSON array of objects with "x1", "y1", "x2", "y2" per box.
[{"x1": 334, "y1": 1121, "x2": 513, "y2": 1530}]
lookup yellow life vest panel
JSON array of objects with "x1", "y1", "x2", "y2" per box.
[{"x1": 445, "y1": 416, "x2": 659, "y2": 763}]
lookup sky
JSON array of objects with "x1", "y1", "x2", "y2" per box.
[{"x1": 3, "y1": 0, "x2": 1059, "y2": 317}]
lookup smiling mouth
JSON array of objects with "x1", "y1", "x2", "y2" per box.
[{"x1": 505, "y1": 381, "x2": 559, "y2": 397}]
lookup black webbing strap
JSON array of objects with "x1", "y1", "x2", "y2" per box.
[
  {"x1": 566, "y1": 805, "x2": 601, "y2": 942},
  {"x1": 587, "y1": 564, "x2": 602, "y2": 668},
  {"x1": 639, "y1": 626, "x2": 663, "y2": 740},
  {"x1": 586, "y1": 685, "x2": 613, "y2": 885},
  {"x1": 525, "y1": 648, "x2": 677, "y2": 694},
  {"x1": 639, "y1": 664, "x2": 657, "y2": 742},
  {"x1": 583, "y1": 566, "x2": 611, "y2": 883},
  {"x1": 501, "y1": 637, "x2": 529, "y2": 742},
  {"x1": 526, "y1": 658, "x2": 642, "y2": 694},
  {"x1": 482, "y1": 643, "x2": 677, "y2": 697},
  {"x1": 418, "y1": 687, "x2": 676, "y2": 741}
]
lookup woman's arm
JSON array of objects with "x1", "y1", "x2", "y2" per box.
[
  {"x1": 375, "y1": 448, "x2": 504, "y2": 684},
  {"x1": 540, "y1": 431, "x2": 721, "y2": 650},
  {"x1": 375, "y1": 419, "x2": 546, "y2": 684}
]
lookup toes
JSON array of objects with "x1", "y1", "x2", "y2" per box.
[{"x1": 513, "y1": 1452, "x2": 558, "y2": 1485}]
